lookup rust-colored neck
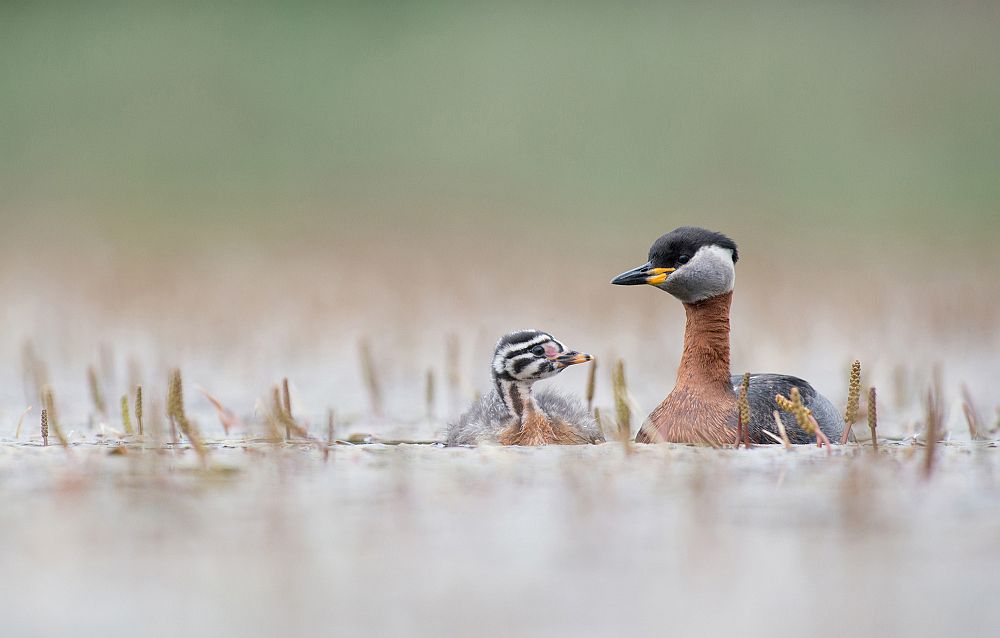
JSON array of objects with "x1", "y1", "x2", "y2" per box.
[
  {"x1": 676, "y1": 291, "x2": 733, "y2": 392},
  {"x1": 638, "y1": 291, "x2": 737, "y2": 444}
]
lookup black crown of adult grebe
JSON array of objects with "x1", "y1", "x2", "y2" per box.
[
  {"x1": 611, "y1": 227, "x2": 843, "y2": 445},
  {"x1": 445, "y1": 330, "x2": 604, "y2": 446}
]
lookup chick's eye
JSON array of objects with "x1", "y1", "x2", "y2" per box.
[
  {"x1": 531, "y1": 345, "x2": 545, "y2": 356},
  {"x1": 677, "y1": 255, "x2": 690, "y2": 264}
]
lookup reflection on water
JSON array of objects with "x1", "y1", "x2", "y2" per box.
[{"x1": 0, "y1": 442, "x2": 997, "y2": 637}]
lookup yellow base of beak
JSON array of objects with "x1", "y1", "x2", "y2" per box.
[{"x1": 646, "y1": 267, "x2": 675, "y2": 285}]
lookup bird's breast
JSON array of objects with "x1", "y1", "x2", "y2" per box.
[
  {"x1": 498, "y1": 408, "x2": 590, "y2": 446},
  {"x1": 641, "y1": 385, "x2": 737, "y2": 445}
]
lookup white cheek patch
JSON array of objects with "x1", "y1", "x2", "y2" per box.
[
  {"x1": 714, "y1": 245, "x2": 736, "y2": 289},
  {"x1": 694, "y1": 245, "x2": 735, "y2": 287},
  {"x1": 672, "y1": 244, "x2": 736, "y2": 302}
]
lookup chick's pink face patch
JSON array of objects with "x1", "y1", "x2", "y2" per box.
[{"x1": 542, "y1": 342, "x2": 562, "y2": 358}]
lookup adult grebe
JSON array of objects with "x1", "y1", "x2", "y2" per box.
[
  {"x1": 446, "y1": 330, "x2": 604, "y2": 446},
  {"x1": 611, "y1": 227, "x2": 842, "y2": 445}
]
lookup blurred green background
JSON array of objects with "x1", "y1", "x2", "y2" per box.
[
  {"x1": 1, "y1": 0, "x2": 998, "y2": 244},
  {"x1": 1, "y1": 0, "x2": 999, "y2": 439}
]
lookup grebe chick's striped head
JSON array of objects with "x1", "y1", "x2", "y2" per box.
[
  {"x1": 611, "y1": 226, "x2": 739, "y2": 303},
  {"x1": 492, "y1": 330, "x2": 592, "y2": 383}
]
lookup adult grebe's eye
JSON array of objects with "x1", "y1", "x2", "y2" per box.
[
  {"x1": 677, "y1": 254, "x2": 690, "y2": 264},
  {"x1": 531, "y1": 345, "x2": 545, "y2": 356}
]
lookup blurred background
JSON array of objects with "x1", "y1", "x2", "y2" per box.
[{"x1": 2, "y1": 0, "x2": 999, "y2": 428}]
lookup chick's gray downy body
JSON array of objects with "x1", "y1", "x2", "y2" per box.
[
  {"x1": 447, "y1": 387, "x2": 602, "y2": 446},
  {"x1": 445, "y1": 330, "x2": 604, "y2": 446}
]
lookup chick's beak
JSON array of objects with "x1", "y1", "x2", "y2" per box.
[
  {"x1": 553, "y1": 351, "x2": 592, "y2": 367},
  {"x1": 610, "y1": 262, "x2": 675, "y2": 286}
]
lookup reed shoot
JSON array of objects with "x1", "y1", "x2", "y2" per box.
[
  {"x1": 923, "y1": 383, "x2": 943, "y2": 479},
  {"x1": 775, "y1": 388, "x2": 814, "y2": 434},
  {"x1": 272, "y1": 384, "x2": 311, "y2": 441},
  {"x1": 776, "y1": 387, "x2": 830, "y2": 450},
  {"x1": 41, "y1": 386, "x2": 68, "y2": 447},
  {"x1": 868, "y1": 387, "x2": 878, "y2": 453},
  {"x1": 87, "y1": 365, "x2": 106, "y2": 416},
  {"x1": 585, "y1": 357, "x2": 597, "y2": 414},
  {"x1": 199, "y1": 387, "x2": 240, "y2": 435},
  {"x1": 120, "y1": 394, "x2": 134, "y2": 435},
  {"x1": 359, "y1": 339, "x2": 383, "y2": 416},
  {"x1": 425, "y1": 368, "x2": 435, "y2": 420},
  {"x1": 282, "y1": 377, "x2": 292, "y2": 439},
  {"x1": 841, "y1": 360, "x2": 861, "y2": 444},
  {"x1": 960, "y1": 384, "x2": 982, "y2": 440},
  {"x1": 737, "y1": 371, "x2": 750, "y2": 448},
  {"x1": 168, "y1": 368, "x2": 207, "y2": 464},
  {"x1": 14, "y1": 406, "x2": 31, "y2": 439},
  {"x1": 325, "y1": 409, "x2": 335, "y2": 461},
  {"x1": 135, "y1": 385, "x2": 144, "y2": 436},
  {"x1": 612, "y1": 359, "x2": 631, "y2": 445},
  {"x1": 772, "y1": 410, "x2": 792, "y2": 450}
]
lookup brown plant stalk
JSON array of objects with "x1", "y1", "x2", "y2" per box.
[
  {"x1": 840, "y1": 360, "x2": 861, "y2": 444},
  {"x1": 168, "y1": 369, "x2": 208, "y2": 465},
  {"x1": 868, "y1": 387, "x2": 878, "y2": 453},
  {"x1": 737, "y1": 372, "x2": 751, "y2": 448}
]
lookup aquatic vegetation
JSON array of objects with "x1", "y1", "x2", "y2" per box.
[
  {"x1": 14, "y1": 406, "x2": 31, "y2": 440},
  {"x1": 168, "y1": 368, "x2": 207, "y2": 465},
  {"x1": 199, "y1": 387, "x2": 240, "y2": 435},
  {"x1": 923, "y1": 379, "x2": 944, "y2": 479},
  {"x1": 358, "y1": 339, "x2": 383, "y2": 417},
  {"x1": 424, "y1": 368, "x2": 435, "y2": 420},
  {"x1": 737, "y1": 371, "x2": 751, "y2": 448},
  {"x1": 961, "y1": 384, "x2": 984, "y2": 441},
  {"x1": 135, "y1": 385, "x2": 144, "y2": 436},
  {"x1": 281, "y1": 377, "x2": 293, "y2": 440},
  {"x1": 776, "y1": 387, "x2": 831, "y2": 450},
  {"x1": 585, "y1": 357, "x2": 597, "y2": 414},
  {"x1": 772, "y1": 410, "x2": 791, "y2": 449},
  {"x1": 841, "y1": 360, "x2": 861, "y2": 444},
  {"x1": 612, "y1": 359, "x2": 631, "y2": 448},
  {"x1": 87, "y1": 365, "x2": 106, "y2": 417},
  {"x1": 868, "y1": 387, "x2": 879, "y2": 453},
  {"x1": 41, "y1": 386, "x2": 68, "y2": 447},
  {"x1": 120, "y1": 394, "x2": 134, "y2": 435}
]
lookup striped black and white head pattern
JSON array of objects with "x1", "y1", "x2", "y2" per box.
[
  {"x1": 492, "y1": 330, "x2": 591, "y2": 384},
  {"x1": 611, "y1": 226, "x2": 739, "y2": 303}
]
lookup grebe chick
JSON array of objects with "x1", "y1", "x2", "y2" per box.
[
  {"x1": 611, "y1": 226, "x2": 842, "y2": 445},
  {"x1": 446, "y1": 330, "x2": 604, "y2": 446}
]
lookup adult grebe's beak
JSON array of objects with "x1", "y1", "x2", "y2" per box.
[
  {"x1": 611, "y1": 262, "x2": 675, "y2": 286},
  {"x1": 552, "y1": 351, "x2": 592, "y2": 367}
]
